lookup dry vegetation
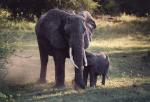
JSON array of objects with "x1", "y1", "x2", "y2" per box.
[{"x1": 0, "y1": 9, "x2": 150, "y2": 102}]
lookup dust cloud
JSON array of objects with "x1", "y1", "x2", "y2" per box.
[{"x1": 5, "y1": 49, "x2": 74, "y2": 85}]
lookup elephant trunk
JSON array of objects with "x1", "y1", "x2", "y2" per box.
[
  {"x1": 68, "y1": 36, "x2": 86, "y2": 88},
  {"x1": 72, "y1": 46, "x2": 85, "y2": 88}
]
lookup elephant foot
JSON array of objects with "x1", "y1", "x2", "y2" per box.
[
  {"x1": 102, "y1": 81, "x2": 105, "y2": 85},
  {"x1": 53, "y1": 84, "x2": 66, "y2": 90},
  {"x1": 90, "y1": 85, "x2": 96, "y2": 88},
  {"x1": 37, "y1": 78, "x2": 47, "y2": 84},
  {"x1": 72, "y1": 80, "x2": 85, "y2": 90}
]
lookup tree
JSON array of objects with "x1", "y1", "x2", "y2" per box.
[{"x1": 0, "y1": 0, "x2": 98, "y2": 20}]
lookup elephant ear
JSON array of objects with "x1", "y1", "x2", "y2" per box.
[{"x1": 78, "y1": 11, "x2": 96, "y2": 31}]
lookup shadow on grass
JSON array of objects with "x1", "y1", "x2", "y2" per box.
[
  {"x1": 9, "y1": 82, "x2": 150, "y2": 102},
  {"x1": 89, "y1": 46, "x2": 150, "y2": 52},
  {"x1": 108, "y1": 49, "x2": 150, "y2": 78}
]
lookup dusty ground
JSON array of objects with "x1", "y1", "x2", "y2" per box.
[{"x1": 6, "y1": 41, "x2": 75, "y2": 85}]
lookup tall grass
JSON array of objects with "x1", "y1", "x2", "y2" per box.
[
  {"x1": 90, "y1": 13, "x2": 150, "y2": 53},
  {"x1": 0, "y1": 9, "x2": 36, "y2": 68},
  {"x1": 0, "y1": 9, "x2": 35, "y2": 101}
]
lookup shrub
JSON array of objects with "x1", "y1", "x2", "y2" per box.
[{"x1": 0, "y1": 0, "x2": 98, "y2": 20}]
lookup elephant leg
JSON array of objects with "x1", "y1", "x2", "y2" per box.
[
  {"x1": 83, "y1": 68, "x2": 89, "y2": 87},
  {"x1": 94, "y1": 75, "x2": 97, "y2": 87},
  {"x1": 53, "y1": 51, "x2": 66, "y2": 88},
  {"x1": 102, "y1": 74, "x2": 106, "y2": 85},
  {"x1": 90, "y1": 71, "x2": 96, "y2": 87},
  {"x1": 38, "y1": 41, "x2": 48, "y2": 83},
  {"x1": 74, "y1": 68, "x2": 85, "y2": 89}
]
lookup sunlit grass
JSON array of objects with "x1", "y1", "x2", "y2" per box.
[
  {"x1": 91, "y1": 14, "x2": 150, "y2": 53},
  {"x1": 0, "y1": 9, "x2": 35, "y2": 31},
  {"x1": 90, "y1": 35, "x2": 150, "y2": 52},
  {"x1": 10, "y1": 77, "x2": 149, "y2": 102},
  {"x1": 0, "y1": 9, "x2": 10, "y2": 17},
  {"x1": 0, "y1": 19, "x2": 35, "y2": 31},
  {"x1": 118, "y1": 13, "x2": 141, "y2": 22}
]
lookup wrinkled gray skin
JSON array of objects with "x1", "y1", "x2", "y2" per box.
[
  {"x1": 35, "y1": 9, "x2": 96, "y2": 89},
  {"x1": 83, "y1": 51, "x2": 109, "y2": 87}
]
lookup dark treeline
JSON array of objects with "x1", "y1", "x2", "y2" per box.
[
  {"x1": 0, "y1": 0, "x2": 98, "y2": 20},
  {"x1": 0, "y1": 0, "x2": 150, "y2": 20},
  {"x1": 95, "y1": 0, "x2": 150, "y2": 16}
]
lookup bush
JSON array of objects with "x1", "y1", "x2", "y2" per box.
[
  {"x1": 0, "y1": 0, "x2": 98, "y2": 20},
  {"x1": 95, "y1": 0, "x2": 150, "y2": 16}
]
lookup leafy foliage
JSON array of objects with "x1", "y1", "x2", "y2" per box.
[
  {"x1": 0, "y1": 0, "x2": 98, "y2": 20},
  {"x1": 95, "y1": 0, "x2": 150, "y2": 16}
]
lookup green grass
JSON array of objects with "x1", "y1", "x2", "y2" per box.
[
  {"x1": 1, "y1": 78, "x2": 149, "y2": 102},
  {"x1": 0, "y1": 9, "x2": 150, "y2": 102}
]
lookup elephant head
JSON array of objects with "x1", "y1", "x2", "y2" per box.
[
  {"x1": 62, "y1": 11, "x2": 96, "y2": 68},
  {"x1": 64, "y1": 15, "x2": 88, "y2": 68}
]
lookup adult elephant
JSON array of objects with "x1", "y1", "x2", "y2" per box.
[{"x1": 35, "y1": 9, "x2": 96, "y2": 89}]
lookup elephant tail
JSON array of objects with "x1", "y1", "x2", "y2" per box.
[
  {"x1": 104, "y1": 54, "x2": 109, "y2": 67},
  {"x1": 105, "y1": 54, "x2": 110, "y2": 80},
  {"x1": 105, "y1": 54, "x2": 109, "y2": 62}
]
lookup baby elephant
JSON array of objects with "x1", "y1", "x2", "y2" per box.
[{"x1": 83, "y1": 51, "x2": 109, "y2": 87}]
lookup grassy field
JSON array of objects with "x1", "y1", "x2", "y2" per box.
[{"x1": 0, "y1": 10, "x2": 150, "y2": 102}]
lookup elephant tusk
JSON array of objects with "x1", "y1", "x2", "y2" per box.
[
  {"x1": 83, "y1": 50, "x2": 88, "y2": 66},
  {"x1": 69, "y1": 47, "x2": 79, "y2": 69}
]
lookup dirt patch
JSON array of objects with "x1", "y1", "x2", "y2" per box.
[{"x1": 5, "y1": 47, "x2": 75, "y2": 85}]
